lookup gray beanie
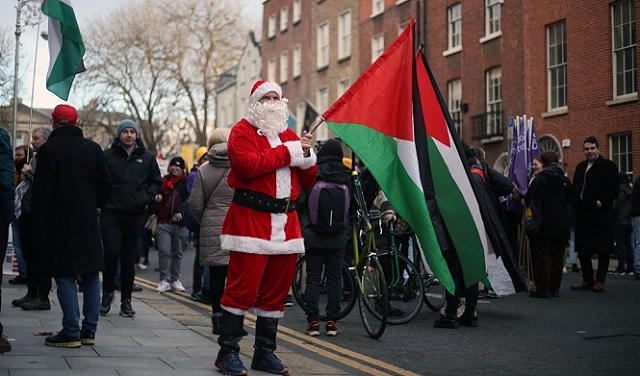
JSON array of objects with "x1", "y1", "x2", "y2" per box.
[{"x1": 117, "y1": 119, "x2": 139, "y2": 137}]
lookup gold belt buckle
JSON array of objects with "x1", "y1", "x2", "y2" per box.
[{"x1": 281, "y1": 197, "x2": 291, "y2": 215}]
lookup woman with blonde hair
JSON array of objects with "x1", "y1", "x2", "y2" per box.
[{"x1": 189, "y1": 127, "x2": 233, "y2": 334}]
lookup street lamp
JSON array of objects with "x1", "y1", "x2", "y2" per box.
[{"x1": 12, "y1": 0, "x2": 44, "y2": 148}]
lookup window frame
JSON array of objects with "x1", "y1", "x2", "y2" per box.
[
  {"x1": 611, "y1": 0, "x2": 638, "y2": 99},
  {"x1": 448, "y1": 78, "x2": 462, "y2": 136},
  {"x1": 317, "y1": 21, "x2": 330, "y2": 69},
  {"x1": 338, "y1": 10, "x2": 352, "y2": 60},
  {"x1": 610, "y1": 132, "x2": 633, "y2": 173},
  {"x1": 293, "y1": 0, "x2": 302, "y2": 24},
  {"x1": 268, "y1": 14, "x2": 277, "y2": 39},
  {"x1": 267, "y1": 58, "x2": 276, "y2": 82},
  {"x1": 293, "y1": 44, "x2": 302, "y2": 78},
  {"x1": 315, "y1": 86, "x2": 330, "y2": 140},
  {"x1": 338, "y1": 77, "x2": 351, "y2": 97},
  {"x1": 280, "y1": 6, "x2": 289, "y2": 32},
  {"x1": 372, "y1": 0, "x2": 385, "y2": 17},
  {"x1": 371, "y1": 33, "x2": 385, "y2": 63},
  {"x1": 547, "y1": 20, "x2": 568, "y2": 111},
  {"x1": 486, "y1": 67, "x2": 502, "y2": 136},
  {"x1": 444, "y1": 3, "x2": 462, "y2": 56},
  {"x1": 280, "y1": 51, "x2": 289, "y2": 84},
  {"x1": 485, "y1": 0, "x2": 502, "y2": 37}
]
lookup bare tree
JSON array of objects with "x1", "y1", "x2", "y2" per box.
[
  {"x1": 78, "y1": 0, "x2": 250, "y2": 155},
  {"x1": 0, "y1": 25, "x2": 15, "y2": 105}
]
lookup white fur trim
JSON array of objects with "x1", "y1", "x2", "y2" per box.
[
  {"x1": 255, "y1": 308, "x2": 284, "y2": 318},
  {"x1": 299, "y1": 148, "x2": 317, "y2": 170},
  {"x1": 221, "y1": 234, "x2": 305, "y2": 254},
  {"x1": 285, "y1": 141, "x2": 305, "y2": 167},
  {"x1": 248, "y1": 82, "x2": 283, "y2": 106}
]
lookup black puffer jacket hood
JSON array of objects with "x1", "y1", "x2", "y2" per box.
[{"x1": 536, "y1": 163, "x2": 566, "y2": 189}]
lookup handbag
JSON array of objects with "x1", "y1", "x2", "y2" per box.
[
  {"x1": 144, "y1": 214, "x2": 158, "y2": 235},
  {"x1": 524, "y1": 206, "x2": 540, "y2": 237}
]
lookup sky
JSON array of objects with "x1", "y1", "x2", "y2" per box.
[{"x1": 1, "y1": 0, "x2": 263, "y2": 109}]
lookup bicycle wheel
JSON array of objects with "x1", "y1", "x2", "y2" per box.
[
  {"x1": 356, "y1": 254, "x2": 388, "y2": 339},
  {"x1": 291, "y1": 254, "x2": 356, "y2": 321},
  {"x1": 377, "y1": 252, "x2": 424, "y2": 325},
  {"x1": 423, "y1": 274, "x2": 446, "y2": 311}
]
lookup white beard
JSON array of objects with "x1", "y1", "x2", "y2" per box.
[{"x1": 247, "y1": 101, "x2": 289, "y2": 137}]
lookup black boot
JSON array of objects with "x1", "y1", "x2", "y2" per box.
[
  {"x1": 251, "y1": 316, "x2": 288, "y2": 375},
  {"x1": 211, "y1": 312, "x2": 222, "y2": 335},
  {"x1": 12, "y1": 289, "x2": 37, "y2": 307},
  {"x1": 434, "y1": 312, "x2": 459, "y2": 329},
  {"x1": 215, "y1": 310, "x2": 247, "y2": 376}
]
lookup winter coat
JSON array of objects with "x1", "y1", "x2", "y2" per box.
[
  {"x1": 156, "y1": 174, "x2": 188, "y2": 225},
  {"x1": 613, "y1": 183, "x2": 632, "y2": 228},
  {"x1": 298, "y1": 156, "x2": 352, "y2": 250},
  {"x1": 31, "y1": 126, "x2": 112, "y2": 277},
  {"x1": 102, "y1": 138, "x2": 161, "y2": 213},
  {"x1": 572, "y1": 155, "x2": 619, "y2": 254},
  {"x1": 220, "y1": 118, "x2": 317, "y2": 255},
  {"x1": 189, "y1": 143, "x2": 233, "y2": 266},
  {"x1": 630, "y1": 176, "x2": 640, "y2": 217},
  {"x1": 525, "y1": 163, "x2": 573, "y2": 239},
  {"x1": 0, "y1": 128, "x2": 14, "y2": 223}
]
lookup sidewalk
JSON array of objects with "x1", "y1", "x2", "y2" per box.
[{"x1": 0, "y1": 279, "x2": 346, "y2": 376}]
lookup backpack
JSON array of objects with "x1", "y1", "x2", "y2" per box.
[{"x1": 308, "y1": 180, "x2": 350, "y2": 234}]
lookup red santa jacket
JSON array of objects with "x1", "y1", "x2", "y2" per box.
[{"x1": 220, "y1": 118, "x2": 317, "y2": 255}]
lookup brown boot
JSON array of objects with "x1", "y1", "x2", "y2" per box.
[
  {"x1": 592, "y1": 281, "x2": 605, "y2": 292},
  {"x1": 570, "y1": 281, "x2": 594, "y2": 291}
]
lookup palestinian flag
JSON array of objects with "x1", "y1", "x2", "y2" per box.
[
  {"x1": 323, "y1": 20, "x2": 489, "y2": 293},
  {"x1": 42, "y1": 0, "x2": 85, "y2": 101}
]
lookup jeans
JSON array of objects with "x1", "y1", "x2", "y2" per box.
[
  {"x1": 11, "y1": 218, "x2": 27, "y2": 278},
  {"x1": 303, "y1": 247, "x2": 345, "y2": 322},
  {"x1": 55, "y1": 272, "x2": 100, "y2": 337},
  {"x1": 569, "y1": 228, "x2": 577, "y2": 264},
  {"x1": 613, "y1": 225, "x2": 634, "y2": 272},
  {"x1": 203, "y1": 265, "x2": 210, "y2": 290},
  {"x1": 156, "y1": 223, "x2": 188, "y2": 283},
  {"x1": 631, "y1": 217, "x2": 640, "y2": 274}
]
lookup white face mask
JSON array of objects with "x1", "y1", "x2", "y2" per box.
[{"x1": 247, "y1": 101, "x2": 289, "y2": 137}]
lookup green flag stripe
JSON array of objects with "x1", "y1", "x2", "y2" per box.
[{"x1": 326, "y1": 120, "x2": 455, "y2": 293}]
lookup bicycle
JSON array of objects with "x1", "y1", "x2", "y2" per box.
[
  {"x1": 292, "y1": 170, "x2": 388, "y2": 339},
  {"x1": 377, "y1": 221, "x2": 446, "y2": 325}
]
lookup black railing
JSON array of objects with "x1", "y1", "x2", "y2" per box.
[{"x1": 471, "y1": 110, "x2": 504, "y2": 142}]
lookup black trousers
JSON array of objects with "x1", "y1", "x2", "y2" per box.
[
  {"x1": 100, "y1": 210, "x2": 146, "y2": 301},
  {"x1": 19, "y1": 214, "x2": 52, "y2": 298},
  {"x1": 442, "y1": 246, "x2": 478, "y2": 315},
  {"x1": 578, "y1": 252, "x2": 610, "y2": 284}
]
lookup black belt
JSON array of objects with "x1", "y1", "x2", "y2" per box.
[{"x1": 233, "y1": 189, "x2": 295, "y2": 214}]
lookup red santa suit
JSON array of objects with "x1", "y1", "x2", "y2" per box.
[{"x1": 220, "y1": 81, "x2": 317, "y2": 317}]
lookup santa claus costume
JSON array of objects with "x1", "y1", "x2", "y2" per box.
[{"x1": 215, "y1": 80, "x2": 317, "y2": 376}]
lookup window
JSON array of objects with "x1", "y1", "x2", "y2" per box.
[
  {"x1": 280, "y1": 6, "x2": 289, "y2": 32},
  {"x1": 447, "y1": 4, "x2": 462, "y2": 51},
  {"x1": 293, "y1": 0, "x2": 302, "y2": 24},
  {"x1": 317, "y1": 21, "x2": 329, "y2": 69},
  {"x1": 268, "y1": 14, "x2": 276, "y2": 38},
  {"x1": 448, "y1": 79, "x2": 462, "y2": 136},
  {"x1": 485, "y1": 0, "x2": 501, "y2": 36},
  {"x1": 316, "y1": 86, "x2": 329, "y2": 140},
  {"x1": 548, "y1": 21, "x2": 567, "y2": 110},
  {"x1": 338, "y1": 78, "x2": 351, "y2": 97},
  {"x1": 280, "y1": 51, "x2": 288, "y2": 84},
  {"x1": 612, "y1": 0, "x2": 637, "y2": 98},
  {"x1": 293, "y1": 44, "x2": 302, "y2": 78},
  {"x1": 372, "y1": 0, "x2": 385, "y2": 16},
  {"x1": 398, "y1": 20, "x2": 411, "y2": 36},
  {"x1": 486, "y1": 67, "x2": 502, "y2": 136},
  {"x1": 296, "y1": 102, "x2": 306, "y2": 134},
  {"x1": 372, "y1": 33, "x2": 385, "y2": 63},
  {"x1": 611, "y1": 133, "x2": 633, "y2": 173},
  {"x1": 267, "y1": 58, "x2": 276, "y2": 82},
  {"x1": 338, "y1": 10, "x2": 352, "y2": 60}
]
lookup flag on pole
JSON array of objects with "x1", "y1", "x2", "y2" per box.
[
  {"x1": 302, "y1": 101, "x2": 319, "y2": 133},
  {"x1": 322, "y1": 20, "x2": 491, "y2": 293},
  {"x1": 41, "y1": 0, "x2": 85, "y2": 101},
  {"x1": 506, "y1": 116, "x2": 541, "y2": 213}
]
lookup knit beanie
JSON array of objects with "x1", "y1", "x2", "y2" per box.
[
  {"x1": 318, "y1": 138, "x2": 343, "y2": 159},
  {"x1": 169, "y1": 156, "x2": 186, "y2": 171},
  {"x1": 117, "y1": 119, "x2": 139, "y2": 137},
  {"x1": 195, "y1": 146, "x2": 208, "y2": 163}
]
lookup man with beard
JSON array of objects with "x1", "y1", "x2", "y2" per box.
[{"x1": 215, "y1": 80, "x2": 317, "y2": 376}]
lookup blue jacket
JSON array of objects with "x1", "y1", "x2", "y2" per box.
[{"x1": 0, "y1": 128, "x2": 14, "y2": 223}]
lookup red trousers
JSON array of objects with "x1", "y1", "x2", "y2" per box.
[{"x1": 220, "y1": 251, "x2": 298, "y2": 317}]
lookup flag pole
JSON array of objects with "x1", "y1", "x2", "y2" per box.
[{"x1": 309, "y1": 117, "x2": 325, "y2": 135}]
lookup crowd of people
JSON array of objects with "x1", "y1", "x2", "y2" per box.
[{"x1": 0, "y1": 80, "x2": 638, "y2": 376}]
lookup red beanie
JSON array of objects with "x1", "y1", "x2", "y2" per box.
[{"x1": 51, "y1": 104, "x2": 78, "y2": 126}]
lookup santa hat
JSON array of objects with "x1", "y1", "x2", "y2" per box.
[
  {"x1": 51, "y1": 104, "x2": 78, "y2": 126},
  {"x1": 247, "y1": 80, "x2": 284, "y2": 106}
]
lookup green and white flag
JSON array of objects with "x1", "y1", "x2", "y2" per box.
[{"x1": 41, "y1": 0, "x2": 85, "y2": 101}]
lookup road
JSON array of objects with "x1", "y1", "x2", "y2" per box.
[{"x1": 135, "y1": 245, "x2": 639, "y2": 376}]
